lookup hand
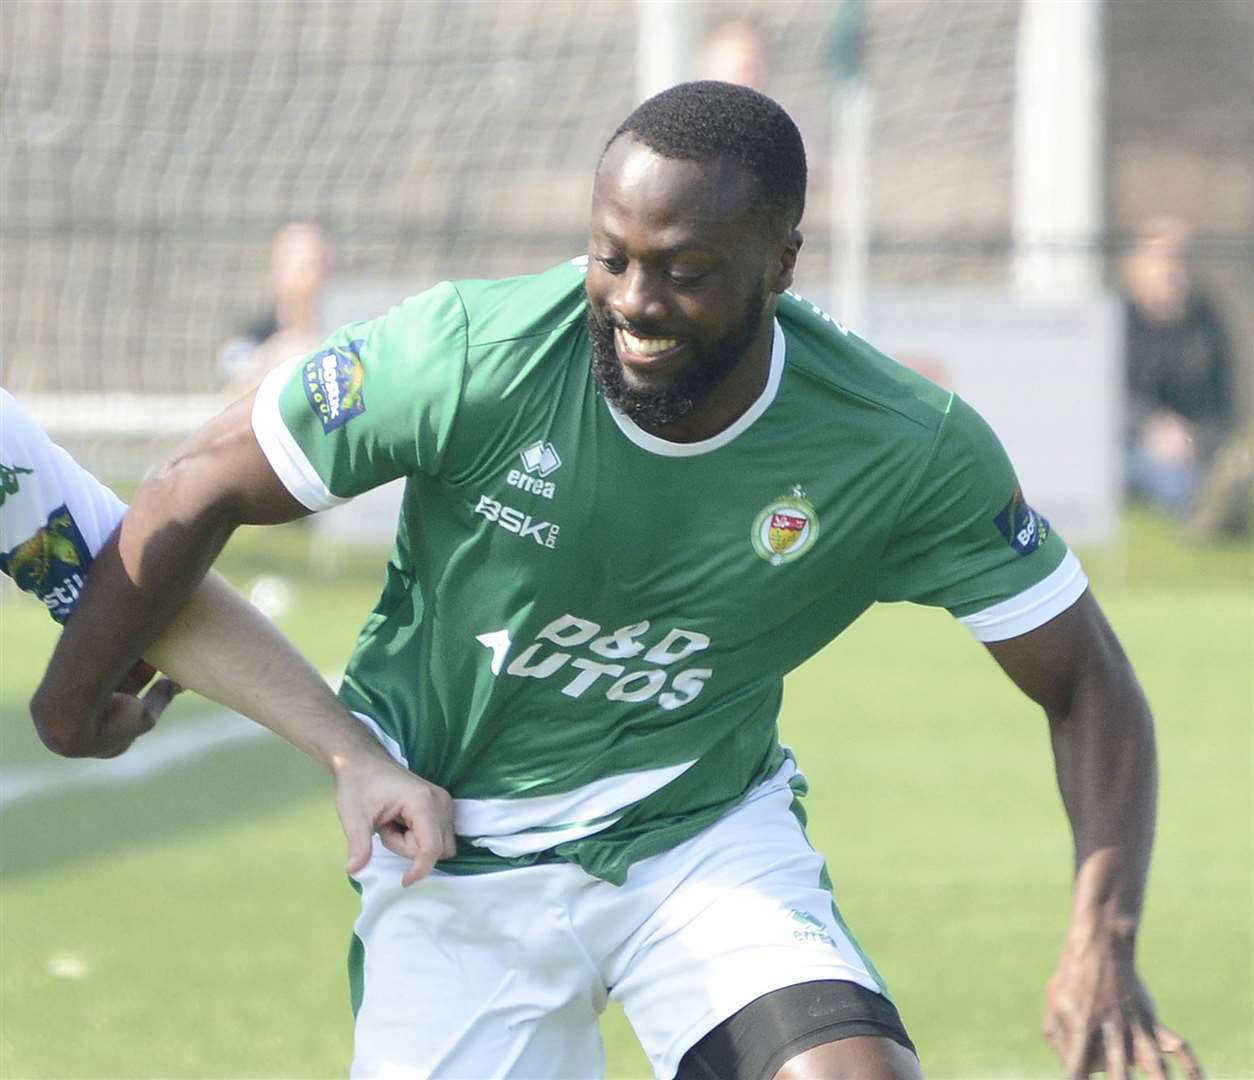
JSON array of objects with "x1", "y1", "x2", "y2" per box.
[
  {"x1": 93, "y1": 676, "x2": 182, "y2": 758},
  {"x1": 334, "y1": 751, "x2": 457, "y2": 887},
  {"x1": 1141, "y1": 411, "x2": 1196, "y2": 466},
  {"x1": 1043, "y1": 940, "x2": 1203, "y2": 1079}
]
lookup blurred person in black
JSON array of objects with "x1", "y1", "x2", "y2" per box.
[
  {"x1": 220, "y1": 221, "x2": 332, "y2": 400},
  {"x1": 1122, "y1": 218, "x2": 1239, "y2": 524}
]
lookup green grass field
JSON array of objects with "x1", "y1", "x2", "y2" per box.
[{"x1": 1, "y1": 510, "x2": 1250, "y2": 1079}]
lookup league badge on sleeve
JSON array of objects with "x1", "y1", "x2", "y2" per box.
[
  {"x1": 303, "y1": 339, "x2": 367, "y2": 433},
  {"x1": 994, "y1": 484, "x2": 1050, "y2": 556},
  {"x1": 752, "y1": 486, "x2": 819, "y2": 566}
]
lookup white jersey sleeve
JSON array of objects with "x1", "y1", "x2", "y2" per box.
[{"x1": 0, "y1": 388, "x2": 127, "y2": 622}]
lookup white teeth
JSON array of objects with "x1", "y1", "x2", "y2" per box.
[{"x1": 618, "y1": 329, "x2": 679, "y2": 356}]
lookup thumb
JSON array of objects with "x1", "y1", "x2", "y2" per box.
[{"x1": 342, "y1": 812, "x2": 373, "y2": 876}]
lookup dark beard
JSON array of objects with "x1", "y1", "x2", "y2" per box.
[{"x1": 586, "y1": 292, "x2": 767, "y2": 430}]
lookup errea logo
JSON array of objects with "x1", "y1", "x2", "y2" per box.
[
  {"x1": 507, "y1": 441, "x2": 561, "y2": 499},
  {"x1": 520, "y1": 441, "x2": 561, "y2": 477},
  {"x1": 789, "y1": 909, "x2": 837, "y2": 948}
]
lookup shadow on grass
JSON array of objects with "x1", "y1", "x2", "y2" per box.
[{"x1": 0, "y1": 735, "x2": 329, "y2": 881}]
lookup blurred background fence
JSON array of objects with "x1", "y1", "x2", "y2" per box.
[{"x1": 2, "y1": 0, "x2": 1251, "y2": 496}]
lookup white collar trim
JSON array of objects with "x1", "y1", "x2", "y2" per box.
[{"x1": 605, "y1": 318, "x2": 785, "y2": 457}]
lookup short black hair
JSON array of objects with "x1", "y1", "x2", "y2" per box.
[{"x1": 606, "y1": 80, "x2": 806, "y2": 233}]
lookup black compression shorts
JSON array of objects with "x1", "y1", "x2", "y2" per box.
[{"x1": 675, "y1": 979, "x2": 917, "y2": 1080}]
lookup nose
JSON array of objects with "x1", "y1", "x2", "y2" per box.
[{"x1": 612, "y1": 264, "x2": 669, "y2": 328}]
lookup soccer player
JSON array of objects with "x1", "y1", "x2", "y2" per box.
[
  {"x1": 2, "y1": 387, "x2": 182, "y2": 749},
  {"x1": 36, "y1": 84, "x2": 1202, "y2": 1079},
  {"x1": 4, "y1": 387, "x2": 453, "y2": 882}
]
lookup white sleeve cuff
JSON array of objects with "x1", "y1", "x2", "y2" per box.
[
  {"x1": 250, "y1": 357, "x2": 347, "y2": 513},
  {"x1": 958, "y1": 550, "x2": 1088, "y2": 642}
]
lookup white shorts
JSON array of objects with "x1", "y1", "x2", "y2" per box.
[{"x1": 349, "y1": 761, "x2": 886, "y2": 1080}]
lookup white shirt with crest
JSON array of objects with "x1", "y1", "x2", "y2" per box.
[{"x1": 0, "y1": 388, "x2": 126, "y2": 622}]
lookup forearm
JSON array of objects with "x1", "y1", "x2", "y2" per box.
[
  {"x1": 1049, "y1": 658, "x2": 1157, "y2": 948},
  {"x1": 30, "y1": 395, "x2": 307, "y2": 749},
  {"x1": 30, "y1": 470, "x2": 238, "y2": 741},
  {"x1": 142, "y1": 571, "x2": 389, "y2": 774},
  {"x1": 986, "y1": 559, "x2": 1193, "y2": 1068}
]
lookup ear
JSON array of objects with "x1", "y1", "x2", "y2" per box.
[{"x1": 770, "y1": 229, "x2": 803, "y2": 294}]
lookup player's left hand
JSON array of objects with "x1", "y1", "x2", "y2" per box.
[
  {"x1": 334, "y1": 751, "x2": 457, "y2": 887},
  {"x1": 92, "y1": 675, "x2": 183, "y2": 758},
  {"x1": 1043, "y1": 940, "x2": 1204, "y2": 1079}
]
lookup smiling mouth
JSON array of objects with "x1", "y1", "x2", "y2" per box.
[{"x1": 614, "y1": 327, "x2": 685, "y2": 368}]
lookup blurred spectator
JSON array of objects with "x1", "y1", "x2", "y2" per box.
[
  {"x1": 1185, "y1": 434, "x2": 1253, "y2": 541},
  {"x1": 1122, "y1": 218, "x2": 1239, "y2": 524},
  {"x1": 698, "y1": 18, "x2": 767, "y2": 90},
  {"x1": 219, "y1": 222, "x2": 332, "y2": 400}
]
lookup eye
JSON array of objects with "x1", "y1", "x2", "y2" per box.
[
  {"x1": 666, "y1": 258, "x2": 714, "y2": 287},
  {"x1": 594, "y1": 254, "x2": 626, "y2": 274},
  {"x1": 667, "y1": 269, "x2": 708, "y2": 287}
]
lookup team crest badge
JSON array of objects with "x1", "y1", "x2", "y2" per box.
[{"x1": 752, "y1": 486, "x2": 819, "y2": 566}]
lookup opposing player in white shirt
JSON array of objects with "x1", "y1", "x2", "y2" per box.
[{"x1": 2, "y1": 387, "x2": 454, "y2": 882}]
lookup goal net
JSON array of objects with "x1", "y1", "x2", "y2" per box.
[{"x1": 1, "y1": 0, "x2": 1021, "y2": 478}]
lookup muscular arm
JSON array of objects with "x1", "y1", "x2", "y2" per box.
[
  {"x1": 31, "y1": 394, "x2": 305, "y2": 730},
  {"x1": 989, "y1": 590, "x2": 1155, "y2": 945},
  {"x1": 30, "y1": 393, "x2": 455, "y2": 884},
  {"x1": 986, "y1": 591, "x2": 1201, "y2": 1079}
]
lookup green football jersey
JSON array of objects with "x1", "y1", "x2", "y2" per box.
[{"x1": 252, "y1": 258, "x2": 1086, "y2": 884}]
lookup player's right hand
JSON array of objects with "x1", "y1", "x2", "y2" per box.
[{"x1": 336, "y1": 753, "x2": 457, "y2": 887}]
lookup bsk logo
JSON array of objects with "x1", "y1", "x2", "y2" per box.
[
  {"x1": 474, "y1": 494, "x2": 559, "y2": 549},
  {"x1": 520, "y1": 441, "x2": 561, "y2": 478}
]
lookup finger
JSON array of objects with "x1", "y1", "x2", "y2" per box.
[
  {"x1": 99, "y1": 694, "x2": 146, "y2": 757},
  {"x1": 1063, "y1": 1021, "x2": 1094, "y2": 1080},
  {"x1": 375, "y1": 818, "x2": 418, "y2": 861},
  {"x1": 1156, "y1": 1023, "x2": 1205, "y2": 1080},
  {"x1": 1132, "y1": 1025, "x2": 1168, "y2": 1080},
  {"x1": 141, "y1": 678, "x2": 182, "y2": 724},
  {"x1": 414, "y1": 786, "x2": 456, "y2": 860},
  {"x1": 402, "y1": 857, "x2": 435, "y2": 888},
  {"x1": 1101, "y1": 1019, "x2": 1130, "y2": 1080},
  {"x1": 144, "y1": 677, "x2": 182, "y2": 705},
  {"x1": 372, "y1": 813, "x2": 427, "y2": 868},
  {"x1": 1042, "y1": 1010, "x2": 1069, "y2": 1062},
  {"x1": 398, "y1": 813, "x2": 445, "y2": 887},
  {"x1": 399, "y1": 835, "x2": 438, "y2": 887}
]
